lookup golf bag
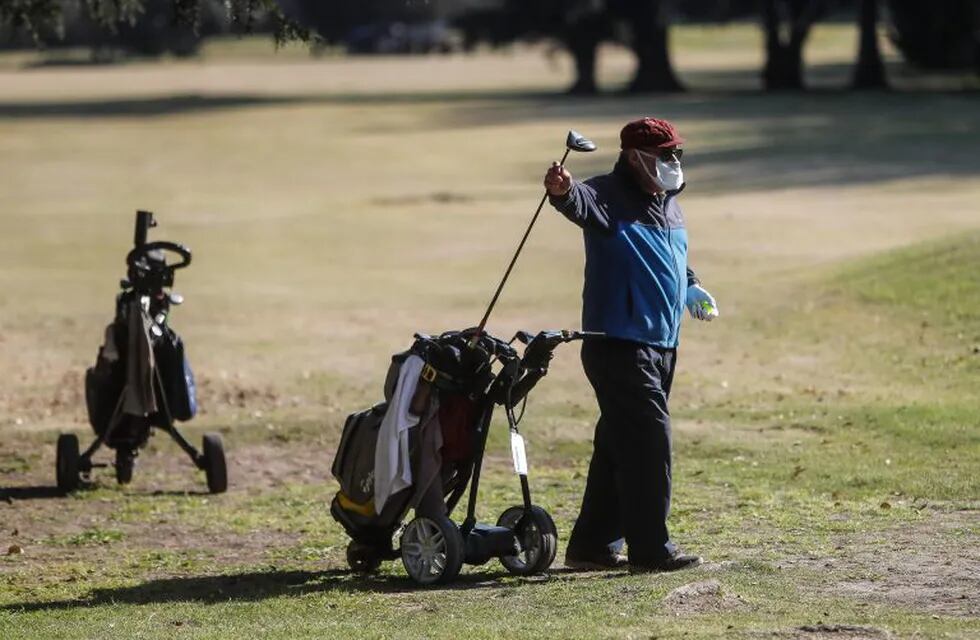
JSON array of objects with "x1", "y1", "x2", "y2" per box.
[
  {"x1": 85, "y1": 297, "x2": 198, "y2": 437},
  {"x1": 330, "y1": 327, "x2": 588, "y2": 584},
  {"x1": 331, "y1": 344, "x2": 479, "y2": 550}
]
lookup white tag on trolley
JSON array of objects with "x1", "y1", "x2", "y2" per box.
[{"x1": 510, "y1": 432, "x2": 528, "y2": 476}]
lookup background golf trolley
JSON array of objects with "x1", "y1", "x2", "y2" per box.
[
  {"x1": 331, "y1": 327, "x2": 593, "y2": 585},
  {"x1": 56, "y1": 211, "x2": 227, "y2": 494}
]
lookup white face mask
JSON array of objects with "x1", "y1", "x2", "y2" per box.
[
  {"x1": 654, "y1": 157, "x2": 684, "y2": 191},
  {"x1": 633, "y1": 149, "x2": 684, "y2": 193}
]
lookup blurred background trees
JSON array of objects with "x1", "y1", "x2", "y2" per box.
[
  {"x1": 886, "y1": 0, "x2": 980, "y2": 75},
  {"x1": 1, "y1": 0, "x2": 978, "y2": 89}
]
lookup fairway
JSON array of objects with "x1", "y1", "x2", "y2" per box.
[{"x1": 1, "y1": 26, "x2": 978, "y2": 639}]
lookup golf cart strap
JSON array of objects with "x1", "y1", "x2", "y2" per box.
[{"x1": 417, "y1": 362, "x2": 470, "y2": 392}]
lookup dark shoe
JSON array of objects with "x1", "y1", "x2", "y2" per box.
[
  {"x1": 629, "y1": 551, "x2": 702, "y2": 574},
  {"x1": 564, "y1": 551, "x2": 628, "y2": 571}
]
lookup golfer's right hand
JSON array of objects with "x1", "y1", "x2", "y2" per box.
[{"x1": 544, "y1": 162, "x2": 573, "y2": 196}]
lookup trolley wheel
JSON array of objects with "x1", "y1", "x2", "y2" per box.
[
  {"x1": 400, "y1": 515, "x2": 465, "y2": 585},
  {"x1": 496, "y1": 505, "x2": 558, "y2": 576},
  {"x1": 347, "y1": 541, "x2": 383, "y2": 574},
  {"x1": 115, "y1": 448, "x2": 135, "y2": 485},
  {"x1": 56, "y1": 434, "x2": 81, "y2": 493},
  {"x1": 202, "y1": 433, "x2": 227, "y2": 494}
]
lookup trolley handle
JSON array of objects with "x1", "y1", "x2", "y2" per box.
[
  {"x1": 126, "y1": 241, "x2": 192, "y2": 272},
  {"x1": 515, "y1": 329, "x2": 601, "y2": 370}
]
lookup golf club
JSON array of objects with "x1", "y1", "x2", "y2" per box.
[{"x1": 470, "y1": 130, "x2": 596, "y2": 346}]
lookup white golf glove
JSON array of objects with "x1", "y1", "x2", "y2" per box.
[{"x1": 686, "y1": 284, "x2": 719, "y2": 321}]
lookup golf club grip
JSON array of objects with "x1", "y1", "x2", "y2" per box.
[{"x1": 470, "y1": 149, "x2": 572, "y2": 347}]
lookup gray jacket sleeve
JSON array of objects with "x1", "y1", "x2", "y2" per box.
[{"x1": 547, "y1": 180, "x2": 613, "y2": 232}]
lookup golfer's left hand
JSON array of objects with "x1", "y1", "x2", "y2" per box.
[{"x1": 686, "y1": 285, "x2": 719, "y2": 321}]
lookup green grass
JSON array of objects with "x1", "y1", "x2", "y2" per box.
[
  {"x1": 841, "y1": 230, "x2": 980, "y2": 351},
  {"x1": 49, "y1": 528, "x2": 126, "y2": 547},
  {"x1": 1, "y1": 30, "x2": 979, "y2": 639}
]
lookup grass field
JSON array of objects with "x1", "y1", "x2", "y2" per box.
[{"x1": 0, "y1": 24, "x2": 978, "y2": 639}]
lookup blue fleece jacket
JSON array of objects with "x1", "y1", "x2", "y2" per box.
[{"x1": 549, "y1": 160, "x2": 698, "y2": 349}]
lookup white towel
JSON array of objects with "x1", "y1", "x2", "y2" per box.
[{"x1": 373, "y1": 355, "x2": 425, "y2": 513}]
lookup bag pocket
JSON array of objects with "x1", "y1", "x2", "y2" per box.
[
  {"x1": 154, "y1": 328, "x2": 198, "y2": 422},
  {"x1": 85, "y1": 357, "x2": 125, "y2": 435},
  {"x1": 332, "y1": 403, "x2": 387, "y2": 503}
]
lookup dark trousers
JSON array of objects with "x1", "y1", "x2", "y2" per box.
[{"x1": 566, "y1": 338, "x2": 677, "y2": 564}]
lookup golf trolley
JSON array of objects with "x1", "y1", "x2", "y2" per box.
[
  {"x1": 331, "y1": 129, "x2": 598, "y2": 585},
  {"x1": 56, "y1": 211, "x2": 227, "y2": 494},
  {"x1": 331, "y1": 327, "x2": 593, "y2": 585}
]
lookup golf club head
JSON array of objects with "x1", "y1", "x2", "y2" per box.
[{"x1": 566, "y1": 130, "x2": 597, "y2": 153}]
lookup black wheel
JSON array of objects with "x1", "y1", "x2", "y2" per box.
[
  {"x1": 400, "y1": 515, "x2": 465, "y2": 585},
  {"x1": 202, "y1": 433, "x2": 227, "y2": 494},
  {"x1": 347, "y1": 541, "x2": 383, "y2": 574},
  {"x1": 56, "y1": 434, "x2": 80, "y2": 493},
  {"x1": 497, "y1": 505, "x2": 558, "y2": 576},
  {"x1": 115, "y1": 448, "x2": 135, "y2": 485}
]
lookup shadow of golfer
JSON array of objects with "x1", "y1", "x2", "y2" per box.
[
  {"x1": 0, "y1": 486, "x2": 64, "y2": 501},
  {"x1": 0, "y1": 566, "x2": 557, "y2": 612},
  {"x1": 0, "y1": 485, "x2": 216, "y2": 501}
]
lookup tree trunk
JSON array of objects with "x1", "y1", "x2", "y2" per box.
[
  {"x1": 852, "y1": 0, "x2": 888, "y2": 88},
  {"x1": 628, "y1": 0, "x2": 683, "y2": 93},
  {"x1": 764, "y1": 40, "x2": 806, "y2": 89},
  {"x1": 974, "y1": 11, "x2": 980, "y2": 77},
  {"x1": 976, "y1": 38, "x2": 980, "y2": 77},
  {"x1": 762, "y1": 0, "x2": 817, "y2": 90},
  {"x1": 565, "y1": 16, "x2": 602, "y2": 95}
]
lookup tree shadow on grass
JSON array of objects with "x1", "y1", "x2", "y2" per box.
[
  {"x1": 0, "y1": 566, "x2": 582, "y2": 612},
  {"x1": 0, "y1": 94, "x2": 309, "y2": 119},
  {"x1": 0, "y1": 90, "x2": 563, "y2": 119},
  {"x1": 1, "y1": 65, "x2": 976, "y2": 192},
  {"x1": 498, "y1": 88, "x2": 980, "y2": 194}
]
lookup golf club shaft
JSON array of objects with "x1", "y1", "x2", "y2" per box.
[{"x1": 471, "y1": 147, "x2": 572, "y2": 346}]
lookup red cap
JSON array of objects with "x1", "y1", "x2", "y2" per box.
[{"x1": 620, "y1": 117, "x2": 685, "y2": 150}]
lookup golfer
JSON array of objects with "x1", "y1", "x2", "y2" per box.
[{"x1": 545, "y1": 117, "x2": 717, "y2": 573}]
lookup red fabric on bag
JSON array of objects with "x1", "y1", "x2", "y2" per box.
[{"x1": 439, "y1": 394, "x2": 476, "y2": 463}]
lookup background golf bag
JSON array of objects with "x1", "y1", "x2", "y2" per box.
[{"x1": 84, "y1": 294, "x2": 198, "y2": 437}]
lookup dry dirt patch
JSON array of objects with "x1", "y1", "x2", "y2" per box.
[
  {"x1": 0, "y1": 438, "x2": 334, "y2": 587},
  {"x1": 663, "y1": 578, "x2": 748, "y2": 615},
  {"x1": 782, "y1": 509, "x2": 979, "y2": 618}
]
